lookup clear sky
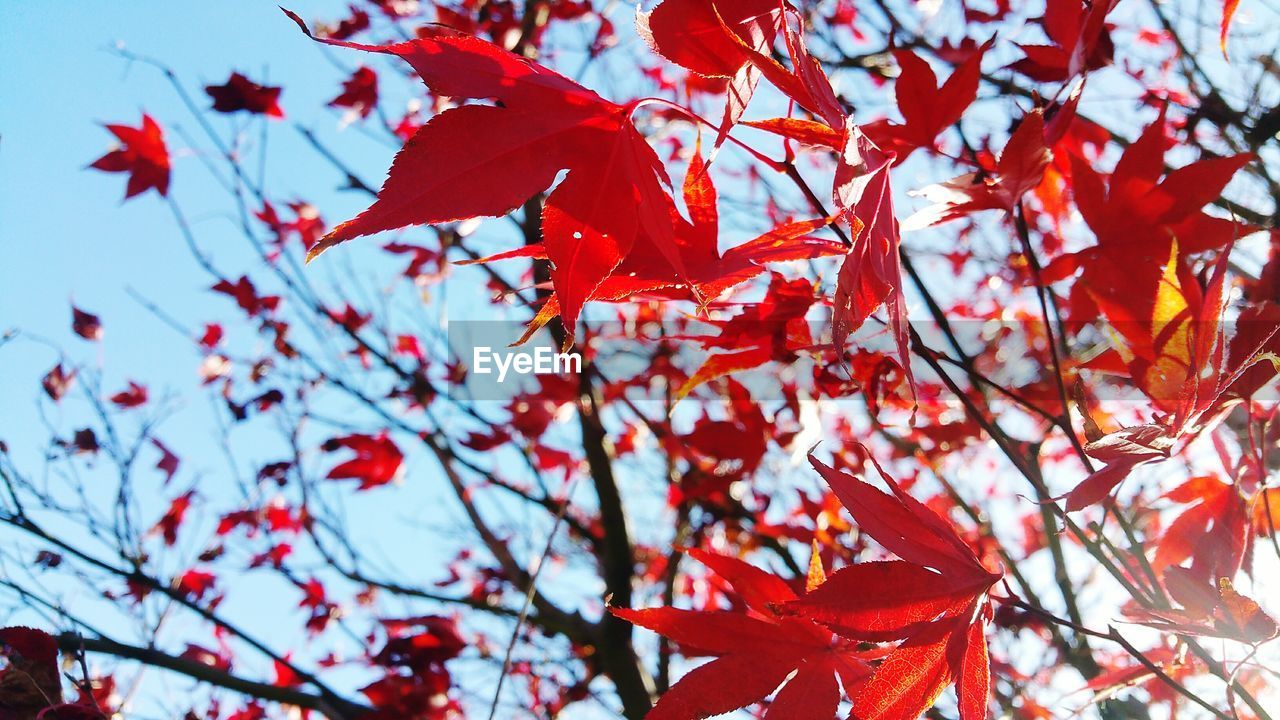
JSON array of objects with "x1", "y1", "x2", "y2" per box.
[
  {"x1": 1, "y1": 1, "x2": 374, "y2": 446},
  {"x1": 0, "y1": 2, "x2": 439, "y2": 713}
]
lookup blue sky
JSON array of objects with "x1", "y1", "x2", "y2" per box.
[
  {"x1": 0, "y1": 2, "x2": 442, "y2": 712},
  {"x1": 1, "y1": 1, "x2": 370, "y2": 443}
]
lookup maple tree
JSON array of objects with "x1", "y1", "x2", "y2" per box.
[{"x1": 6, "y1": 1, "x2": 1280, "y2": 720}]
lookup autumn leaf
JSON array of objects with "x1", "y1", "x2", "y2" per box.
[
  {"x1": 205, "y1": 72, "x2": 284, "y2": 118},
  {"x1": 109, "y1": 381, "x2": 148, "y2": 409},
  {"x1": 42, "y1": 364, "x2": 76, "y2": 402},
  {"x1": 329, "y1": 66, "x2": 378, "y2": 119},
  {"x1": 676, "y1": 273, "x2": 819, "y2": 399},
  {"x1": 151, "y1": 491, "x2": 196, "y2": 546},
  {"x1": 903, "y1": 110, "x2": 1052, "y2": 229},
  {"x1": 612, "y1": 548, "x2": 872, "y2": 720},
  {"x1": 1008, "y1": 0, "x2": 1116, "y2": 82},
  {"x1": 286, "y1": 10, "x2": 688, "y2": 334},
  {"x1": 1125, "y1": 570, "x2": 1279, "y2": 644},
  {"x1": 637, "y1": 0, "x2": 783, "y2": 142},
  {"x1": 471, "y1": 149, "x2": 842, "y2": 341},
  {"x1": 863, "y1": 41, "x2": 991, "y2": 161},
  {"x1": 322, "y1": 432, "x2": 405, "y2": 490},
  {"x1": 89, "y1": 113, "x2": 170, "y2": 200},
  {"x1": 1065, "y1": 424, "x2": 1173, "y2": 512},
  {"x1": 1152, "y1": 476, "x2": 1249, "y2": 581},
  {"x1": 71, "y1": 306, "x2": 102, "y2": 341},
  {"x1": 832, "y1": 127, "x2": 914, "y2": 393},
  {"x1": 796, "y1": 450, "x2": 1001, "y2": 720},
  {"x1": 152, "y1": 439, "x2": 180, "y2": 485}
]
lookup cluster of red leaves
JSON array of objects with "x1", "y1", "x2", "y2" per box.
[
  {"x1": 360, "y1": 616, "x2": 465, "y2": 719},
  {"x1": 616, "y1": 446, "x2": 1001, "y2": 720}
]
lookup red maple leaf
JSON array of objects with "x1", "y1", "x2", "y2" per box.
[
  {"x1": 152, "y1": 491, "x2": 196, "y2": 546},
  {"x1": 322, "y1": 432, "x2": 405, "y2": 489},
  {"x1": 725, "y1": 20, "x2": 914, "y2": 391},
  {"x1": 474, "y1": 146, "x2": 843, "y2": 340},
  {"x1": 1008, "y1": 0, "x2": 1116, "y2": 82},
  {"x1": 1066, "y1": 242, "x2": 1276, "y2": 511},
  {"x1": 796, "y1": 450, "x2": 1001, "y2": 720},
  {"x1": 176, "y1": 569, "x2": 218, "y2": 601},
  {"x1": 286, "y1": 10, "x2": 689, "y2": 335},
  {"x1": 613, "y1": 548, "x2": 873, "y2": 720},
  {"x1": 152, "y1": 438, "x2": 180, "y2": 485},
  {"x1": 637, "y1": 0, "x2": 784, "y2": 142},
  {"x1": 1152, "y1": 475, "x2": 1249, "y2": 581},
  {"x1": 1049, "y1": 109, "x2": 1254, "y2": 320},
  {"x1": 205, "y1": 72, "x2": 284, "y2": 118},
  {"x1": 109, "y1": 381, "x2": 149, "y2": 409},
  {"x1": 676, "y1": 273, "x2": 819, "y2": 399},
  {"x1": 211, "y1": 276, "x2": 281, "y2": 317},
  {"x1": 71, "y1": 306, "x2": 102, "y2": 341},
  {"x1": 329, "y1": 66, "x2": 378, "y2": 119},
  {"x1": 42, "y1": 364, "x2": 76, "y2": 402},
  {"x1": 903, "y1": 110, "x2": 1053, "y2": 229},
  {"x1": 1125, "y1": 568, "x2": 1279, "y2": 644},
  {"x1": 0, "y1": 627, "x2": 63, "y2": 718},
  {"x1": 88, "y1": 114, "x2": 170, "y2": 199},
  {"x1": 831, "y1": 128, "x2": 913, "y2": 392},
  {"x1": 862, "y1": 41, "x2": 991, "y2": 161}
]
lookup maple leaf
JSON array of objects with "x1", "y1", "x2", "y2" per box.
[
  {"x1": 88, "y1": 113, "x2": 170, "y2": 199},
  {"x1": 1053, "y1": 110, "x2": 1254, "y2": 321},
  {"x1": 476, "y1": 147, "x2": 843, "y2": 340},
  {"x1": 109, "y1": 381, "x2": 148, "y2": 409},
  {"x1": 903, "y1": 110, "x2": 1052, "y2": 229},
  {"x1": 176, "y1": 569, "x2": 218, "y2": 601},
  {"x1": 1125, "y1": 569, "x2": 1279, "y2": 644},
  {"x1": 42, "y1": 364, "x2": 76, "y2": 402},
  {"x1": 612, "y1": 548, "x2": 872, "y2": 720},
  {"x1": 676, "y1": 273, "x2": 819, "y2": 399},
  {"x1": 322, "y1": 432, "x2": 405, "y2": 489},
  {"x1": 1152, "y1": 476, "x2": 1249, "y2": 582},
  {"x1": 212, "y1": 276, "x2": 281, "y2": 317},
  {"x1": 205, "y1": 72, "x2": 284, "y2": 118},
  {"x1": 1008, "y1": 0, "x2": 1116, "y2": 82},
  {"x1": 286, "y1": 10, "x2": 688, "y2": 334},
  {"x1": 862, "y1": 41, "x2": 991, "y2": 161},
  {"x1": 637, "y1": 0, "x2": 781, "y2": 79},
  {"x1": 832, "y1": 127, "x2": 914, "y2": 392},
  {"x1": 151, "y1": 490, "x2": 196, "y2": 546},
  {"x1": 329, "y1": 66, "x2": 378, "y2": 119},
  {"x1": 637, "y1": 0, "x2": 784, "y2": 142},
  {"x1": 198, "y1": 323, "x2": 224, "y2": 349},
  {"x1": 734, "y1": 31, "x2": 913, "y2": 390},
  {"x1": 71, "y1": 306, "x2": 102, "y2": 341},
  {"x1": 796, "y1": 450, "x2": 1001, "y2": 720},
  {"x1": 1067, "y1": 240, "x2": 1277, "y2": 511},
  {"x1": 1065, "y1": 424, "x2": 1173, "y2": 512},
  {"x1": 152, "y1": 438, "x2": 180, "y2": 485}
]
